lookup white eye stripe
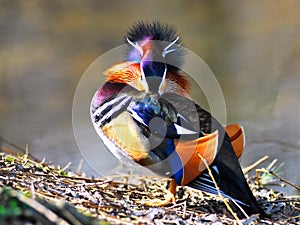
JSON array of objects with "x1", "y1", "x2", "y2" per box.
[
  {"x1": 127, "y1": 36, "x2": 179, "y2": 59},
  {"x1": 127, "y1": 38, "x2": 143, "y2": 56},
  {"x1": 162, "y1": 49, "x2": 177, "y2": 58},
  {"x1": 162, "y1": 36, "x2": 179, "y2": 58},
  {"x1": 164, "y1": 36, "x2": 179, "y2": 51}
]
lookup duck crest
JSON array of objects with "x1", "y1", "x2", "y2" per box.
[{"x1": 125, "y1": 21, "x2": 185, "y2": 70}]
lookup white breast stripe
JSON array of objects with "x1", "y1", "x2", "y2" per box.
[
  {"x1": 94, "y1": 96, "x2": 131, "y2": 126},
  {"x1": 127, "y1": 105, "x2": 148, "y2": 127},
  {"x1": 93, "y1": 94, "x2": 128, "y2": 117}
]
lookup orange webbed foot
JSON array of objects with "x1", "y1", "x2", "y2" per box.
[{"x1": 137, "y1": 179, "x2": 177, "y2": 207}]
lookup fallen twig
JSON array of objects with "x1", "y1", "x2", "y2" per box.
[
  {"x1": 243, "y1": 155, "x2": 269, "y2": 174},
  {"x1": 196, "y1": 151, "x2": 245, "y2": 224},
  {"x1": 1, "y1": 149, "x2": 299, "y2": 224},
  {"x1": 257, "y1": 168, "x2": 300, "y2": 191}
]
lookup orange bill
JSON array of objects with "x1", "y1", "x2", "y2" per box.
[
  {"x1": 175, "y1": 131, "x2": 218, "y2": 186},
  {"x1": 225, "y1": 123, "x2": 245, "y2": 158}
]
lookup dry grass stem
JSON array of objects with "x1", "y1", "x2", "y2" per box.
[
  {"x1": 196, "y1": 151, "x2": 244, "y2": 224},
  {"x1": 243, "y1": 155, "x2": 269, "y2": 174},
  {"x1": 0, "y1": 150, "x2": 299, "y2": 224},
  {"x1": 256, "y1": 168, "x2": 300, "y2": 191}
]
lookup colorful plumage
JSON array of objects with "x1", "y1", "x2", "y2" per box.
[{"x1": 91, "y1": 21, "x2": 265, "y2": 217}]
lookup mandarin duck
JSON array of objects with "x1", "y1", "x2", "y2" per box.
[{"x1": 91, "y1": 21, "x2": 265, "y2": 217}]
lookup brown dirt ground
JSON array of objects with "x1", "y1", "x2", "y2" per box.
[{"x1": 0, "y1": 150, "x2": 299, "y2": 225}]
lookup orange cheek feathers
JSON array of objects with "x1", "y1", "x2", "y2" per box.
[{"x1": 104, "y1": 62, "x2": 142, "y2": 84}]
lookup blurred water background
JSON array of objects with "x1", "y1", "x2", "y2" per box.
[{"x1": 0, "y1": 1, "x2": 299, "y2": 194}]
